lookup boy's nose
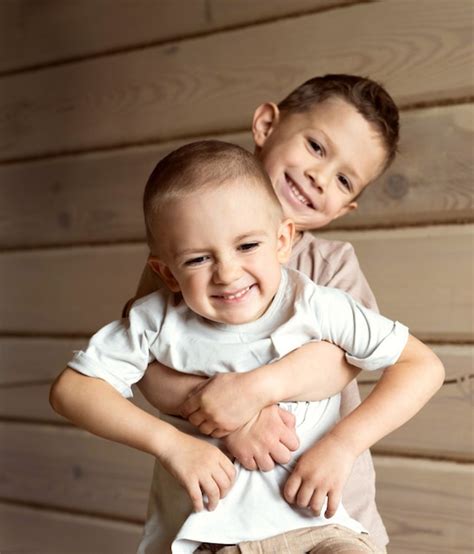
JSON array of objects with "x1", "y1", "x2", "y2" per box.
[
  {"x1": 213, "y1": 258, "x2": 242, "y2": 285},
  {"x1": 307, "y1": 167, "x2": 331, "y2": 193}
]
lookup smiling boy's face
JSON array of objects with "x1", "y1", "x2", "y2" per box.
[
  {"x1": 148, "y1": 179, "x2": 294, "y2": 326},
  {"x1": 253, "y1": 97, "x2": 387, "y2": 231}
]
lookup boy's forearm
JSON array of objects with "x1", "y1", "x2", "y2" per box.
[
  {"x1": 250, "y1": 341, "x2": 360, "y2": 406},
  {"x1": 50, "y1": 367, "x2": 181, "y2": 459},
  {"x1": 137, "y1": 362, "x2": 206, "y2": 415},
  {"x1": 326, "y1": 335, "x2": 445, "y2": 457}
]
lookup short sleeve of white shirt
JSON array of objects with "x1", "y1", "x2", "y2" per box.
[
  {"x1": 307, "y1": 283, "x2": 409, "y2": 371},
  {"x1": 68, "y1": 293, "x2": 165, "y2": 397}
]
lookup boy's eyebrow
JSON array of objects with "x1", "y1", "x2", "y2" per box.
[{"x1": 234, "y1": 230, "x2": 267, "y2": 242}]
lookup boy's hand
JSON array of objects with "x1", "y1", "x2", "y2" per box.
[
  {"x1": 157, "y1": 430, "x2": 236, "y2": 512},
  {"x1": 224, "y1": 405, "x2": 299, "y2": 471},
  {"x1": 283, "y1": 432, "x2": 356, "y2": 519},
  {"x1": 180, "y1": 372, "x2": 267, "y2": 436}
]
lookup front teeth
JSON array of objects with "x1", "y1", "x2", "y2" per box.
[
  {"x1": 288, "y1": 179, "x2": 311, "y2": 207},
  {"x1": 222, "y1": 286, "x2": 251, "y2": 300}
]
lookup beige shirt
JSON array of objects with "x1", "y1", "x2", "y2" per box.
[{"x1": 131, "y1": 232, "x2": 389, "y2": 548}]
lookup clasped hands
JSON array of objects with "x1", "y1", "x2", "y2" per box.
[
  {"x1": 179, "y1": 371, "x2": 356, "y2": 518},
  {"x1": 180, "y1": 371, "x2": 300, "y2": 470}
]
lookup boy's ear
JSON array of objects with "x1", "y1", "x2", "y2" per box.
[
  {"x1": 276, "y1": 218, "x2": 295, "y2": 264},
  {"x1": 334, "y1": 201, "x2": 358, "y2": 220},
  {"x1": 147, "y1": 256, "x2": 181, "y2": 292},
  {"x1": 252, "y1": 102, "x2": 280, "y2": 148}
]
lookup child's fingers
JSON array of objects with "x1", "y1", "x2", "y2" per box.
[
  {"x1": 283, "y1": 473, "x2": 301, "y2": 504},
  {"x1": 220, "y1": 459, "x2": 237, "y2": 483},
  {"x1": 295, "y1": 481, "x2": 315, "y2": 508},
  {"x1": 239, "y1": 456, "x2": 258, "y2": 471},
  {"x1": 309, "y1": 489, "x2": 327, "y2": 516},
  {"x1": 212, "y1": 466, "x2": 233, "y2": 498},
  {"x1": 269, "y1": 442, "x2": 292, "y2": 465},
  {"x1": 324, "y1": 489, "x2": 341, "y2": 519},
  {"x1": 187, "y1": 410, "x2": 205, "y2": 428},
  {"x1": 200, "y1": 476, "x2": 220, "y2": 511},
  {"x1": 255, "y1": 452, "x2": 275, "y2": 472},
  {"x1": 277, "y1": 407, "x2": 296, "y2": 429},
  {"x1": 181, "y1": 396, "x2": 200, "y2": 419},
  {"x1": 187, "y1": 481, "x2": 204, "y2": 512},
  {"x1": 198, "y1": 420, "x2": 217, "y2": 436}
]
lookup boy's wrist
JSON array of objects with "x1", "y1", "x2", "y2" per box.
[
  {"x1": 250, "y1": 363, "x2": 285, "y2": 406},
  {"x1": 150, "y1": 421, "x2": 184, "y2": 461}
]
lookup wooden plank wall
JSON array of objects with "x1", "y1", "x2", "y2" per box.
[{"x1": 0, "y1": 1, "x2": 473, "y2": 552}]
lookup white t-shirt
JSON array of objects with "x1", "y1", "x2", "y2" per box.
[{"x1": 69, "y1": 267, "x2": 408, "y2": 553}]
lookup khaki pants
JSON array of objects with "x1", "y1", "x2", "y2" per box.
[{"x1": 198, "y1": 525, "x2": 385, "y2": 553}]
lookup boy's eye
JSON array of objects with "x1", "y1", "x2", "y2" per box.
[
  {"x1": 238, "y1": 242, "x2": 260, "y2": 252},
  {"x1": 308, "y1": 139, "x2": 323, "y2": 155},
  {"x1": 184, "y1": 255, "x2": 209, "y2": 266},
  {"x1": 338, "y1": 175, "x2": 352, "y2": 192}
]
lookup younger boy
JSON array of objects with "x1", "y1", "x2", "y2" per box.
[{"x1": 50, "y1": 141, "x2": 444, "y2": 553}]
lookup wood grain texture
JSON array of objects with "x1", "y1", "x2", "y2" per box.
[
  {"x1": 0, "y1": 0, "x2": 353, "y2": 73},
  {"x1": 375, "y1": 457, "x2": 474, "y2": 553},
  {"x1": 0, "y1": 424, "x2": 471, "y2": 553},
  {"x1": 325, "y1": 225, "x2": 474, "y2": 342},
  {"x1": 0, "y1": 0, "x2": 472, "y2": 161},
  {"x1": 0, "y1": 502, "x2": 141, "y2": 554},
  {"x1": 2, "y1": 104, "x2": 473, "y2": 249},
  {"x1": 1, "y1": 226, "x2": 472, "y2": 339},
  {"x1": 0, "y1": 422, "x2": 154, "y2": 520},
  {"x1": 0, "y1": 243, "x2": 149, "y2": 335},
  {"x1": 0, "y1": 337, "x2": 86, "y2": 385}
]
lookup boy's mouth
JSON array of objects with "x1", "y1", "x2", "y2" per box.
[
  {"x1": 211, "y1": 284, "x2": 256, "y2": 302},
  {"x1": 285, "y1": 173, "x2": 314, "y2": 209}
]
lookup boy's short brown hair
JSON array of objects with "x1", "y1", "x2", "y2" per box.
[
  {"x1": 143, "y1": 140, "x2": 282, "y2": 251},
  {"x1": 278, "y1": 74, "x2": 399, "y2": 170}
]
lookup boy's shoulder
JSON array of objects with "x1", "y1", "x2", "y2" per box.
[
  {"x1": 288, "y1": 232, "x2": 378, "y2": 310},
  {"x1": 290, "y1": 232, "x2": 360, "y2": 278}
]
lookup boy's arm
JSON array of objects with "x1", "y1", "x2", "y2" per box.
[
  {"x1": 283, "y1": 334, "x2": 445, "y2": 517},
  {"x1": 180, "y1": 340, "x2": 360, "y2": 436},
  {"x1": 49, "y1": 368, "x2": 235, "y2": 511}
]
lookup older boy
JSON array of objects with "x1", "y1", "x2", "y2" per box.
[
  {"x1": 133, "y1": 75, "x2": 403, "y2": 549},
  {"x1": 50, "y1": 141, "x2": 443, "y2": 554}
]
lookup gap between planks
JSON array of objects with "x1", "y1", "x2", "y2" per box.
[
  {"x1": 0, "y1": 0, "x2": 367, "y2": 79},
  {"x1": 0, "y1": 97, "x2": 472, "y2": 168}
]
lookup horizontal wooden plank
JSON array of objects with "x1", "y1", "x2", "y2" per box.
[
  {"x1": 0, "y1": 243, "x2": 149, "y2": 335},
  {"x1": 374, "y1": 457, "x2": 474, "y2": 553},
  {"x1": 0, "y1": 0, "x2": 472, "y2": 161},
  {"x1": 0, "y1": 502, "x2": 141, "y2": 554},
  {"x1": 1, "y1": 225, "x2": 472, "y2": 340},
  {"x1": 0, "y1": 422, "x2": 154, "y2": 520},
  {"x1": 359, "y1": 348, "x2": 474, "y2": 461},
  {"x1": 0, "y1": 0, "x2": 352, "y2": 73},
  {"x1": 326, "y1": 225, "x2": 474, "y2": 342},
  {"x1": 0, "y1": 337, "x2": 87, "y2": 385},
  {"x1": 0, "y1": 422, "x2": 471, "y2": 552},
  {"x1": 1, "y1": 104, "x2": 472, "y2": 249},
  {"x1": 362, "y1": 382, "x2": 474, "y2": 460}
]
